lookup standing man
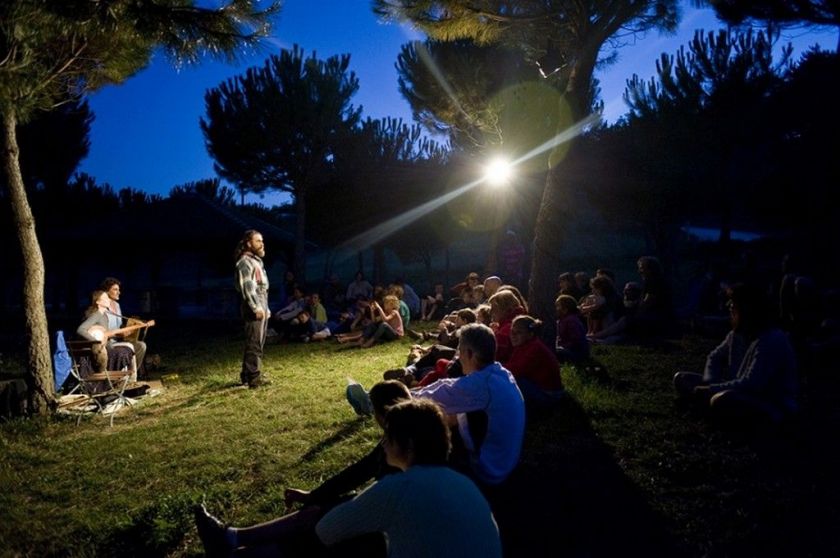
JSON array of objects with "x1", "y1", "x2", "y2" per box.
[
  {"x1": 99, "y1": 277, "x2": 148, "y2": 378},
  {"x1": 235, "y1": 230, "x2": 270, "y2": 388}
]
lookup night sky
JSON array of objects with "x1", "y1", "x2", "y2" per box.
[{"x1": 77, "y1": 1, "x2": 838, "y2": 204}]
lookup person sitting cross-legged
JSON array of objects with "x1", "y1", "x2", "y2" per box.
[{"x1": 674, "y1": 282, "x2": 798, "y2": 427}]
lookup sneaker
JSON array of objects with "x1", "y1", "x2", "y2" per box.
[
  {"x1": 194, "y1": 504, "x2": 232, "y2": 558},
  {"x1": 383, "y1": 368, "x2": 408, "y2": 380},
  {"x1": 346, "y1": 382, "x2": 373, "y2": 416}
]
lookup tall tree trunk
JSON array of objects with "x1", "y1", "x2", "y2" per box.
[
  {"x1": 527, "y1": 48, "x2": 597, "y2": 326},
  {"x1": 294, "y1": 193, "x2": 306, "y2": 284},
  {"x1": 2, "y1": 111, "x2": 54, "y2": 414},
  {"x1": 527, "y1": 164, "x2": 564, "y2": 323}
]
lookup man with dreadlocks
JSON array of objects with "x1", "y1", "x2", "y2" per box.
[{"x1": 235, "y1": 230, "x2": 270, "y2": 388}]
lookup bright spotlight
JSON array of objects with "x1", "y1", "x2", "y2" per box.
[{"x1": 484, "y1": 158, "x2": 513, "y2": 186}]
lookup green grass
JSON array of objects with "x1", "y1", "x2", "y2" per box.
[{"x1": 1, "y1": 324, "x2": 839, "y2": 557}]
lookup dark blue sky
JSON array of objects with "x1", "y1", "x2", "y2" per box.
[{"x1": 77, "y1": 1, "x2": 837, "y2": 204}]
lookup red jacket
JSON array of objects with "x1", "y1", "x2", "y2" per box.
[
  {"x1": 504, "y1": 337, "x2": 563, "y2": 392},
  {"x1": 494, "y1": 308, "x2": 525, "y2": 363}
]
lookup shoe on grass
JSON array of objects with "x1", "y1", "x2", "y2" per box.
[
  {"x1": 346, "y1": 382, "x2": 373, "y2": 416},
  {"x1": 194, "y1": 504, "x2": 232, "y2": 558}
]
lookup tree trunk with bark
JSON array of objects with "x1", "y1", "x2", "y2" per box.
[
  {"x1": 2, "y1": 110, "x2": 55, "y2": 414},
  {"x1": 527, "y1": 164, "x2": 565, "y2": 324},
  {"x1": 527, "y1": 47, "x2": 598, "y2": 327}
]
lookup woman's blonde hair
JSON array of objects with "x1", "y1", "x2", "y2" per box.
[
  {"x1": 383, "y1": 294, "x2": 400, "y2": 309},
  {"x1": 488, "y1": 290, "x2": 520, "y2": 319}
]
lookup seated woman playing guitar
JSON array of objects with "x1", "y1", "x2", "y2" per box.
[{"x1": 77, "y1": 290, "x2": 154, "y2": 376}]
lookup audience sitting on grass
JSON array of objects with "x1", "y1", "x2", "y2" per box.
[
  {"x1": 389, "y1": 310, "x2": 478, "y2": 388},
  {"x1": 554, "y1": 294, "x2": 590, "y2": 363},
  {"x1": 388, "y1": 284, "x2": 412, "y2": 330},
  {"x1": 197, "y1": 387, "x2": 502, "y2": 558},
  {"x1": 393, "y1": 278, "x2": 421, "y2": 319},
  {"x1": 497, "y1": 283, "x2": 529, "y2": 314},
  {"x1": 673, "y1": 282, "x2": 798, "y2": 427},
  {"x1": 450, "y1": 271, "x2": 482, "y2": 299},
  {"x1": 362, "y1": 324, "x2": 526, "y2": 486},
  {"x1": 482, "y1": 276, "x2": 502, "y2": 301},
  {"x1": 634, "y1": 255, "x2": 675, "y2": 339},
  {"x1": 306, "y1": 293, "x2": 328, "y2": 324},
  {"x1": 504, "y1": 315, "x2": 565, "y2": 412},
  {"x1": 578, "y1": 276, "x2": 609, "y2": 335},
  {"x1": 575, "y1": 271, "x2": 592, "y2": 300},
  {"x1": 271, "y1": 287, "x2": 306, "y2": 338},
  {"x1": 420, "y1": 282, "x2": 446, "y2": 322},
  {"x1": 334, "y1": 297, "x2": 374, "y2": 342},
  {"x1": 587, "y1": 281, "x2": 643, "y2": 344},
  {"x1": 316, "y1": 399, "x2": 502, "y2": 556},
  {"x1": 320, "y1": 273, "x2": 345, "y2": 318},
  {"x1": 475, "y1": 304, "x2": 492, "y2": 326},
  {"x1": 558, "y1": 271, "x2": 584, "y2": 302},
  {"x1": 410, "y1": 324, "x2": 525, "y2": 486},
  {"x1": 336, "y1": 295, "x2": 404, "y2": 349},
  {"x1": 488, "y1": 289, "x2": 527, "y2": 364},
  {"x1": 284, "y1": 311, "x2": 332, "y2": 342},
  {"x1": 345, "y1": 271, "x2": 373, "y2": 302},
  {"x1": 408, "y1": 308, "x2": 476, "y2": 346}
]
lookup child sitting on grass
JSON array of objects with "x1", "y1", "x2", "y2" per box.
[{"x1": 357, "y1": 295, "x2": 404, "y2": 349}]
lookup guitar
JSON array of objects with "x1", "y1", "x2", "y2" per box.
[{"x1": 88, "y1": 320, "x2": 156, "y2": 342}]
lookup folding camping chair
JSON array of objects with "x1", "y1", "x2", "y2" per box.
[{"x1": 63, "y1": 339, "x2": 137, "y2": 427}]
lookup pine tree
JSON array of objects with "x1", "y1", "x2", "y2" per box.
[
  {"x1": 201, "y1": 46, "x2": 362, "y2": 281},
  {"x1": 0, "y1": 0, "x2": 279, "y2": 414},
  {"x1": 373, "y1": 0, "x2": 681, "y2": 323}
]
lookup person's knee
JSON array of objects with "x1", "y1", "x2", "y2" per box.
[
  {"x1": 673, "y1": 371, "x2": 702, "y2": 396},
  {"x1": 709, "y1": 389, "x2": 735, "y2": 408}
]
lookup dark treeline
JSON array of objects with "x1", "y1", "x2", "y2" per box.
[{"x1": 3, "y1": 32, "x2": 838, "y2": 305}]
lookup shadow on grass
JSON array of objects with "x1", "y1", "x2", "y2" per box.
[
  {"x1": 298, "y1": 419, "x2": 368, "y2": 463},
  {"x1": 492, "y1": 394, "x2": 678, "y2": 558},
  {"x1": 100, "y1": 491, "x2": 198, "y2": 558}
]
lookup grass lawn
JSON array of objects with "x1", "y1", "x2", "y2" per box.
[{"x1": 1, "y1": 320, "x2": 839, "y2": 557}]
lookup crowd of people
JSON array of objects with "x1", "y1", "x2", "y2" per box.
[{"x1": 190, "y1": 230, "x2": 839, "y2": 556}]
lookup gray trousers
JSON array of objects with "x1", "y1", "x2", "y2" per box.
[{"x1": 242, "y1": 314, "x2": 268, "y2": 384}]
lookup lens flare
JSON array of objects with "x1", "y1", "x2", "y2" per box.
[{"x1": 484, "y1": 158, "x2": 513, "y2": 186}]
